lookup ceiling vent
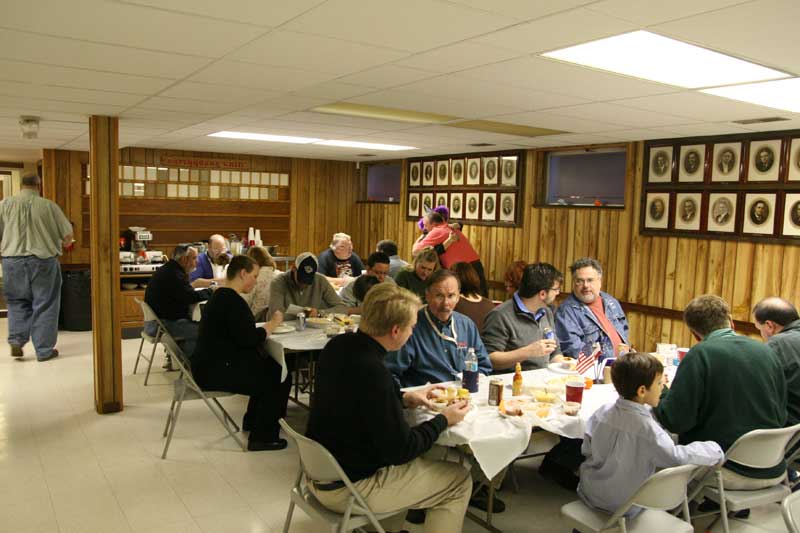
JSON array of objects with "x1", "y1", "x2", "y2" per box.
[
  {"x1": 356, "y1": 154, "x2": 376, "y2": 157},
  {"x1": 469, "y1": 143, "x2": 495, "y2": 147},
  {"x1": 731, "y1": 117, "x2": 789, "y2": 125}
]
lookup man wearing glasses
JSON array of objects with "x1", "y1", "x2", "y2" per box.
[
  {"x1": 555, "y1": 258, "x2": 630, "y2": 361},
  {"x1": 482, "y1": 263, "x2": 563, "y2": 371}
]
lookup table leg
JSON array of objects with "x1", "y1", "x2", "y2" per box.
[{"x1": 465, "y1": 476, "x2": 503, "y2": 533}]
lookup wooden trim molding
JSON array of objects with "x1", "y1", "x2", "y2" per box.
[{"x1": 620, "y1": 300, "x2": 759, "y2": 336}]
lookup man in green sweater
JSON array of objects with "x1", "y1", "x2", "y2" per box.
[{"x1": 655, "y1": 294, "x2": 787, "y2": 489}]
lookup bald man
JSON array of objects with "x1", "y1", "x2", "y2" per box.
[
  {"x1": 753, "y1": 297, "x2": 800, "y2": 426},
  {"x1": 189, "y1": 234, "x2": 230, "y2": 287}
]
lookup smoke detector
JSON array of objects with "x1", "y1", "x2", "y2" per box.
[{"x1": 19, "y1": 116, "x2": 39, "y2": 140}]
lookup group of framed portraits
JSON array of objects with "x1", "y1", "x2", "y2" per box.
[
  {"x1": 642, "y1": 132, "x2": 800, "y2": 241},
  {"x1": 406, "y1": 151, "x2": 523, "y2": 227}
]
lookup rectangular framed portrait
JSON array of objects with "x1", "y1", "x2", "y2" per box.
[
  {"x1": 421, "y1": 192, "x2": 434, "y2": 214},
  {"x1": 500, "y1": 155, "x2": 518, "y2": 187},
  {"x1": 789, "y1": 138, "x2": 800, "y2": 181},
  {"x1": 674, "y1": 192, "x2": 701, "y2": 231},
  {"x1": 711, "y1": 142, "x2": 741, "y2": 182},
  {"x1": 407, "y1": 192, "x2": 420, "y2": 217},
  {"x1": 466, "y1": 158, "x2": 481, "y2": 185},
  {"x1": 499, "y1": 192, "x2": 516, "y2": 222},
  {"x1": 481, "y1": 192, "x2": 497, "y2": 221},
  {"x1": 482, "y1": 157, "x2": 498, "y2": 186},
  {"x1": 465, "y1": 192, "x2": 480, "y2": 220},
  {"x1": 783, "y1": 193, "x2": 800, "y2": 237},
  {"x1": 644, "y1": 192, "x2": 669, "y2": 229},
  {"x1": 422, "y1": 162, "x2": 435, "y2": 187},
  {"x1": 648, "y1": 146, "x2": 673, "y2": 183},
  {"x1": 435, "y1": 192, "x2": 448, "y2": 210},
  {"x1": 707, "y1": 192, "x2": 737, "y2": 233},
  {"x1": 450, "y1": 158, "x2": 465, "y2": 186},
  {"x1": 678, "y1": 144, "x2": 705, "y2": 183},
  {"x1": 409, "y1": 162, "x2": 421, "y2": 187},
  {"x1": 436, "y1": 160, "x2": 449, "y2": 186},
  {"x1": 747, "y1": 139, "x2": 781, "y2": 182},
  {"x1": 742, "y1": 193, "x2": 776, "y2": 235},
  {"x1": 450, "y1": 193, "x2": 464, "y2": 220}
]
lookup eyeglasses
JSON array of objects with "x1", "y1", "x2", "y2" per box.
[
  {"x1": 549, "y1": 287, "x2": 561, "y2": 293},
  {"x1": 573, "y1": 278, "x2": 598, "y2": 286}
]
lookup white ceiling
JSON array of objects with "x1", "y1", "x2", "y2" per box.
[{"x1": 0, "y1": 0, "x2": 797, "y2": 161}]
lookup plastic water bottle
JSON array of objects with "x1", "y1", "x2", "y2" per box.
[{"x1": 463, "y1": 347, "x2": 479, "y2": 393}]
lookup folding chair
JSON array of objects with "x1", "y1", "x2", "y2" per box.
[
  {"x1": 692, "y1": 423, "x2": 800, "y2": 533},
  {"x1": 159, "y1": 331, "x2": 246, "y2": 458},
  {"x1": 279, "y1": 419, "x2": 409, "y2": 533},
  {"x1": 561, "y1": 464, "x2": 699, "y2": 533},
  {"x1": 132, "y1": 298, "x2": 181, "y2": 385},
  {"x1": 783, "y1": 491, "x2": 800, "y2": 533}
]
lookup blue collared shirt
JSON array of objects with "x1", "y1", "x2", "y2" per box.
[
  {"x1": 578, "y1": 398, "x2": 723, "y2": 517},
  {"x1": 554, "y1": 292, "x2": 630, "y2": 360},
  {"x1": 384, "y1": 307, "x2": 493, "y2": 387},
  {"x1": 512, "y1": 291, "x2": 547, "y2": 322}
]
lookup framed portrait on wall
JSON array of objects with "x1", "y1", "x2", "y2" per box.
[
  {"x1": 711, "y1": 143, "x2": 741, "y2": 182},
  {"x1": 409, "y1": 162, "x2": 421, "y2": 187},
  {"x1": 499, "y1": 192, "x2": 515, "y2": 222},
  {"x1": 465, "y1": 193, "x2": 480, "y2": 220},
  {"x1": 481, "y1": 192, "x2": 497, "y2": 221},
  {"x1": 436, "y1": 160, "x2": 449, "y2": 186},
  {"x1": 451, "y1": 159, "x2": 465, "y2": 186},
  {"x1": 501, "y1": 156, "x2": 517, "y2": 186},
  {"x1": 648, "y1": 147, "x2": 673, "y2": 183},
  {"x1": 742, "y1": 193, "x2": 776, "y2": 235},
  {"x1": 782, "y1": 193, "x2": 800, "y2": 237},
  {"x1": 466, "y1": 158, "x2": 481, "y2": 185},
  {"x1": 707, "y1": 193, "x2": 737, "y2": 233},
  {"x1": 421, "y1": 192, "x2": 434, "y2": 213},
  {"x1": 435, "y1": 192, "x2": 448, "y2": 210},
  {"x1": 483, "y1": 157, "x2": 498, "y2": 186},
  {"x1": 423, "y1": 162, "x2": 434, "y2": 186},
  {"x1": 789, "y1": 138, "x2": 800, "y2": 181},
  {"x1": 408, "y1": 193, "x2": 420, "y2": 217},
  {"x1": 674, "y1": 192, "x2": 701, "y2": 231},
  {"x1": 450, "y1": 193, "x2": 464, "y2": 219},
  {"x1": 644, "y1": 192, "x2": 669, "y2": 229},
  {"x1": 747, "y1": 139, "x2": 781, "y2": 182},
  {"x1": 678, "y1": 145, "x2": 705, "y2": 182}
]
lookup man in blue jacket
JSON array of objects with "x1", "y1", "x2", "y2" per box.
[{"x1": 555, "y1": 257, "x2": 629, "y2": 361}]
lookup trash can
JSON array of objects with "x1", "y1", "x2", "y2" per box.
[{"x1": 61, "y1": 269, "x2": 92, "y2": 331}]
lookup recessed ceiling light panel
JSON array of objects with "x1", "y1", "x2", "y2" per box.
[
  {"x1": 542, "y1": 31, "x2": 788, "y2": 89},
  {"x1": 702, "y1": 78, "x2": 800, "y2": 113},
  {"x1": 208, "y1": 131, "x2": 321, "y2": 144}
]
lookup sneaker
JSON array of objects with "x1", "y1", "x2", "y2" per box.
[
  {"x1": 10, "y1": 344, "x2": 23, "y2": 358},
  {"x1": 37, "y1": 349, "x2": 59, "y2": 362},
  {"x1": 247, "y1": 438, "x2": 288, "y2": 451},
  {"x1": 469, "y1": 486, "x2": 506, "y2": 513}
]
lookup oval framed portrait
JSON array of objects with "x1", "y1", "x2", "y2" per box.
[
  {"x1": 743, "y1": 193, "x2": 775, "y2": 235},
  {"x1": 748, "y1": 139, "x2": 781, "y2": 182}
]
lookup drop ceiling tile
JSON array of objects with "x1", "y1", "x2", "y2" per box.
[
  {"x1": 348, "y1": 89, "x2": 523, "y2": 119},
  {"x1": 274, "y1": 111, "x2": 414, "y2": 131},
  {"x1": 0, "y1": 95, "x2": 127, "y2": 116},
  {"x1": 588, "y1": 0, "x2": 750, "y2": 26},
  {"x1": 291, "y1": 82, "x2": 378, "y2": 100},
  {"x1": 285, "y1": 0, "x2": 514, "y2": 52},
  {"x1": 736, "y1": 118, "x2": 800, "y2": 132},
  {"x1": 649, "y1": 122, "x2": 752, "y2": 137},
  {"x1": 445, "y1": 0, "x2": 596, "y2": 21},
  {"x1": 394, "y1": 41, "x2": 522, "y2": 73},
  {"x1": 550, "y1": 102, "x2": 695, "y2": 128},
  {"x1": 492, "y1": 111, "x2": 627, "y2": 133},
  {"x1": 190, "y1": 60, "x2": 333, "y2": 91},
  {"x1": 134, "y1": 96, "x2": 242, "y2": 115},
  {"x1": 235, "y1": 118, "x2": 380, "y2": 137},
  {"x1": 0, "y1": 81, "x2": 143, "y2": 107},
  {"x1": 613, "y1": 92, "x2": 791, "y2": 123},
  {"x1": 159, "y1": 82, "x2": 280, "y2": 104},
  {"x1": 596, "y1": 128, "x2": 680, "y2": 141},
  {"x1": 534, "y1": 133, "x2": 623, "y2": 147},
  {"x1": 473, "y1": 8, "x2": 636, "y2": 53},
  {"x1": 0, "y1": 0, "x2": 266, "y2": 57},
  {"x1": 230, "y1": 30, "x2": 407, "y2": 75},
  {"x1": 337, "y1": 65, "x2": 437, "y2": 89},
  {"x1": 0, "y1": 29, "x2": 213, "y2": 79},
  {"x1": 120, "y1": 0, "x2": 325, "y2": 26}
]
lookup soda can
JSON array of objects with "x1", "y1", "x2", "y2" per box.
[
  {"x1": 488, "y1": 379, "x2": 504, "y2": 406},
  {"x1": 543, "y1": 327, "x2": 554, "y2": 340},
  {"x1": 296, "y1": 312, "x2": 306, "y2": 331}
]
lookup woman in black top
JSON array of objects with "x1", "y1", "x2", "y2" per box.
[{"x1": 192, "y1": 255, "x2": 290, "y2": 451}]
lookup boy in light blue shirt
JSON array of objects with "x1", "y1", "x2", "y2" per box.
[{"x1": 578, "y1": 352, "x2": 723, "y2": 516}]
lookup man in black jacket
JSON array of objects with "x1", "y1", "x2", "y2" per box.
[
  {"x1": 306, "y1": 283, "x2": 472, "y2": 533},
  {"x1": 144, "y1": 244, "x2": 210, "y2": 359}
]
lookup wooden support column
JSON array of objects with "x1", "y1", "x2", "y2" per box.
[{"x1": 89, "y1": 116, "x2": 122, "y2": 414}]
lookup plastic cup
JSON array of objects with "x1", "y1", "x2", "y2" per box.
[
  {"x1": 566, "y1": 380, "x2": 585, "y2": 404},
  {"x1": 677, "y1": 348, "x2": 689, "y2": 361}
]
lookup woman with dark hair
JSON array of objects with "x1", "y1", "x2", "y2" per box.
[
  {"x1": 243, "y1": 245, "x2": 281, "y2": 321},
  {"x1": 192, "y1": 255, "x2": 291, "y2": 451},
  {"x1": 504, "y1": 260, "x2": 526, "y2": 295},
  {"x1": 452, "y1": 262, "x2": 495, "y2": 332}
]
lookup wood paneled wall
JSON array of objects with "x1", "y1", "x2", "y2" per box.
[
  {"x1": 42, "y1": 149, "x2": 91, "y2": 264},
  {"x1": 350, "y1": 142, "x2": 798, "y2": 352}
]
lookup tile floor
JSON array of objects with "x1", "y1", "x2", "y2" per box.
[{"x1": 0, "y1": 323, "x2": 790, "y2": 533}]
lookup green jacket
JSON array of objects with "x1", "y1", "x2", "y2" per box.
[
  {"x1": 768, "y1": 319, "x2": 800, "y2": 426},
  {"x1": 654, "y1": 328, "x2": 787, "y2": 478}
]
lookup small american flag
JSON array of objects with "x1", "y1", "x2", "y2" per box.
[{"x1": 576, "y1": 345, "x2": 601, "y2": 375}]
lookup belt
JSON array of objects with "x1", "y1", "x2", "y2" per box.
[{"x1": 313, "y1": 480, "x2": 346, "y2": 491}]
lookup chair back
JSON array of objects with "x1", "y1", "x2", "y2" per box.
[
  {"x1": 160, "y1": 332, "x2": 192, "y2": 374},
  {"x1": 783, "y1": 491, "x2": 800, "y2": 533},
  {"x1": 726, "y1": 423, "x2": 800, "y2": 469},
  {"x1": 280, "y1": 419, "x2": 347, "y2": 484},
  {"x1": 604, "y1": 464, "x2": 698, "y2": 527},
  {"x1": 135, "y1": 297, "x2": 160, "y2": 322}
]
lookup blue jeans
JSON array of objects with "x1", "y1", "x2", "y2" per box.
[
  {"x1": 3, "y1": 256, "x2": 61, "y2": 359},
  {"x1": 144, "y1": 318, "x2": 199, "y2": 359}
]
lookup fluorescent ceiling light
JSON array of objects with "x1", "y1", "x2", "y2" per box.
[
  {"x1": 542, "y1": 30, "x2": 788, "y2": 89},
  {"x1": 315, "y1": 140, "x2": 416, "y2": 151},
  {"x1": 208, "y1": 131, "x2": 321, "y2": 144},
  {"x1": 701, "y1": 78, "x2": 800, "y2": 113}
]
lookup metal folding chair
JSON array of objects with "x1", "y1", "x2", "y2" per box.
[
  {"x1": 783, "y1": 491, "x2": 800, "y2": 533},
  {"x1": 132, "y1": 298, "x2": 181, "y2": 385}
]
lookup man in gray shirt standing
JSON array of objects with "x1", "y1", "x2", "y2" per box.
[{"x1": 0, "y1": 173, "x2": 73, "y2": 361}]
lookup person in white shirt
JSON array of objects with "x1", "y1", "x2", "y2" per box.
[{"x1": 578, "y1": 352, "x2": 723, "y2": 517}]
